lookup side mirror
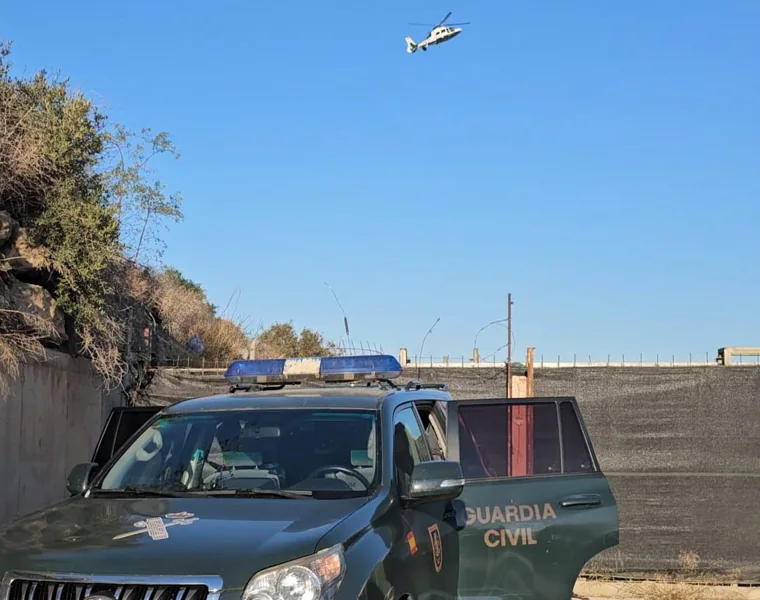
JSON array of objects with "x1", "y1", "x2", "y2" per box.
[
  {"x1": 404, "y1": 460, "x2": 465, "y2": 503},
  {"x1": 66, "y1": 462, "x2": 99, "y2": 496}
]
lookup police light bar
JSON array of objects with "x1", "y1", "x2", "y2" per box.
[{"x1": 224, "y1": 354, "x2": 403, "y2": 384}]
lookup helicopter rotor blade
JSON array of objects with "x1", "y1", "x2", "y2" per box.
[
  {"x1": 446, "y1": 22, "x2": 471, "y2": 26},
  {"x1": 437, "y1": 11, "x2": 452, "y2": 26}
]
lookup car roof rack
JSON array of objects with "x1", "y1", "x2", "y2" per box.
[
  {"x1": 229, "y1": 383, "x2": 286, "y2": 394},
  {"x1": 404, "y1": 380, "x2": 449, "y2": 392}
]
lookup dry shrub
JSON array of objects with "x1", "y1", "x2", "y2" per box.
[
  {"x1": 123, "y1": 262, "x2": 158, "y2": 306},
  {"x1": 154, "y1": 270, "x2": 248, "y2": 361},
  {"x1": 679, "y1": 551, "x2": 701, "y2": 575},
  {"x1": 0, "y1": 47, "x2": 59, "y2": 392},
  {"x1": 624, "y1": 581, "x2": 744, "y2": 600},
  {"x1": 0, "y1": 306, "x2": 57, "y2": 395},
  {"x1": 619, "y1": 551, "x2": 745, "y2": 600},
  {"x1": 0, "y1": 80, "x2": 55, "y2": 219}
]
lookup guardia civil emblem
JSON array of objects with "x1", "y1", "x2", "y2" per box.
[
  {"x1": 113, "y1": 512, "x2": 198, "y2": 541},
  {"x1": 428, "y1": 523, "x2": 443, "y2": 572}
]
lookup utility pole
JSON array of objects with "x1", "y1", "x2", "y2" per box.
[
  {"x1": 506, "y1": 293, "x2": 513, "y2": 398},
  {"x1": 526, "y1": 346, "x2": 535, "y2": 396}
]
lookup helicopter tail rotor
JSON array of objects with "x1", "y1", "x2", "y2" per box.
[{"x1": 405, "y1": 36, "x2": 418, "y2": 53}]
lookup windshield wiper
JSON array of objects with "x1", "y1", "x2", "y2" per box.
[
  {"x1": 201, "y1": 489, "x2": 313, "y2": 499},
  {"x1": 92, "y1": 486, "x2": 186, "y2": 498}
]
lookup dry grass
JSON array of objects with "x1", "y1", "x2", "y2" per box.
[
  {"x1": 580, "y1": 551, "x2": 749, "y2": 600},
  {"x1": 0, "y1": 83, "x2": 55, "y2": 220},
  {"x1": 622, "y1": 580, "x2": 745, "y2": 600},
  {"x1": 0, "y1": 306, "x2": 57, "y2": 395},
  {"x1": 153, "y1": 271, "x2": 249, "y2": 362}
]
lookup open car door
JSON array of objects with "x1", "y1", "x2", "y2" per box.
[
  {"x1": 446, "y1": 397, "x2": 618, "y2": 600},
  {"x1": 91, "y1": 406, "x2": 162, "y2": 467}
]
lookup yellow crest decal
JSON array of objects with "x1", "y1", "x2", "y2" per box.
[{"x1": 428, "y1": 523, "x2": 443, "y2": 572}]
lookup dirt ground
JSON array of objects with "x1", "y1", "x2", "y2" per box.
[{"x1": 575, "y1": 579, "x2": 760, "y2": 600}]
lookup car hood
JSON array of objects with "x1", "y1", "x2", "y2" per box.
[{"x1": 0, "y1": 495, "x2": 369, "y2": 588}]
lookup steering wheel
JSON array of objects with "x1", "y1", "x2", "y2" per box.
[{"x1": 305, "y1": 465, "x2": 371, "y2": 489}]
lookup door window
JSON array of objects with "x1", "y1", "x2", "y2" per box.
[
  {"x1": 92, "y1": 408, "x2": 159, "y2": 467},
  {"x1": 559, "y1": 401, "x2": 594, "y2": 473},
  {"x1": 457, "y1": 401, "x2": 592, "y2": 479},
  {"x1": 414, "y1": 401, "x2": 447, "y2": 460},
  {"x1": 393, "y1": 406, "x2": 430, "y2": 494},
  {"x1": 113, "y1": 410, "x2": 158, "y2": 455}
]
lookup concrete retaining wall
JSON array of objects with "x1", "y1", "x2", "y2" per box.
[{"x1": 0, "y1": 350, "x2": 122, "y2": 524}]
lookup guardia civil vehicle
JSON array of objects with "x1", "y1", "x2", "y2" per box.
[{"x1": 0, "y1": 355, "x2": 618, "y2": 600}]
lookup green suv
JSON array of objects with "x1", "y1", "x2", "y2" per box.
[{"x1": 0, "y1": 355, "x2": 618, "y2": 600}]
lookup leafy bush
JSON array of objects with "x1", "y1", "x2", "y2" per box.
[
  {"x1": 255, "y1": 322, "x2": 336, "y2": 359},
  {"x1": 0, "y1": 40, "x2": 335, "y2": 393}
]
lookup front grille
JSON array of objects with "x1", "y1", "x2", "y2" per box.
[
  {"x1": 8, "y1": 581, "x2": 207, "y2": 600},
  {"x1": 1, "y1": 574, "x2": 222, "y2": 600}
]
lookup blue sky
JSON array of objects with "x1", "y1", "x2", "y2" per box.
[{"x1": 5, "y1": 0, "x2": 760, "y2": 362}]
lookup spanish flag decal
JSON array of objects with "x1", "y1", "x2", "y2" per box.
[{"x1": 407, "y1": 531, "x2": 418, "y2": 555}]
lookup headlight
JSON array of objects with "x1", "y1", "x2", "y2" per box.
[{"x1": 243, "y1": 544, "x2": 346, "y2": 600}]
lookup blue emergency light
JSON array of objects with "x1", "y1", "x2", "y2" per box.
[{"x1": 224, "y1": 354, "x2": 403, "y2": 384}]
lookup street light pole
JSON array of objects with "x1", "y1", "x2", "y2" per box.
[
  {"x1": 418, "y1": 317, "x2": 441, "y2": 379},
  {"x1": 325, "y1": 282, "x2": 351, "y2": 352},
  {"x1": 473, "y1": 319, "x2": 508, "y2": 362}
]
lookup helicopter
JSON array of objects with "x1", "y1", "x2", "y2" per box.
[{"x1": 405, "y1": 11, "x2": 470, "y2": 54}]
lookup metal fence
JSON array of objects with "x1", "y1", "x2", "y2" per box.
[
  {"x1": 157, "y1": 356, "x2": 229, "y2": 371},
  {"x1": 155, "y1": 351, "x2": 760, "y2": 373},
  {"x1": 533, "y1": 351, "x2": 760, "y2": 368},
  {"x1": 409, "y1": 352, "x2": 760, "y2": 369}
]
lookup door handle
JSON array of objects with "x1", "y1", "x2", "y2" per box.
[{"x1": 559, "y1": 494, "x2": 601, "y2": 509}]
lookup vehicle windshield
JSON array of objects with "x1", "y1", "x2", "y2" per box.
[{"x1": 96, "y1": 409, "x2": 378, "y2": 496}]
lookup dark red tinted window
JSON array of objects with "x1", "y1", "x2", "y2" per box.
[
  {"x1": 457, "y1": 403, "x2": 561, "y2": 479},
  {"x1": 559, "y1": 401, "x2": 595, "y2": 473}
]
